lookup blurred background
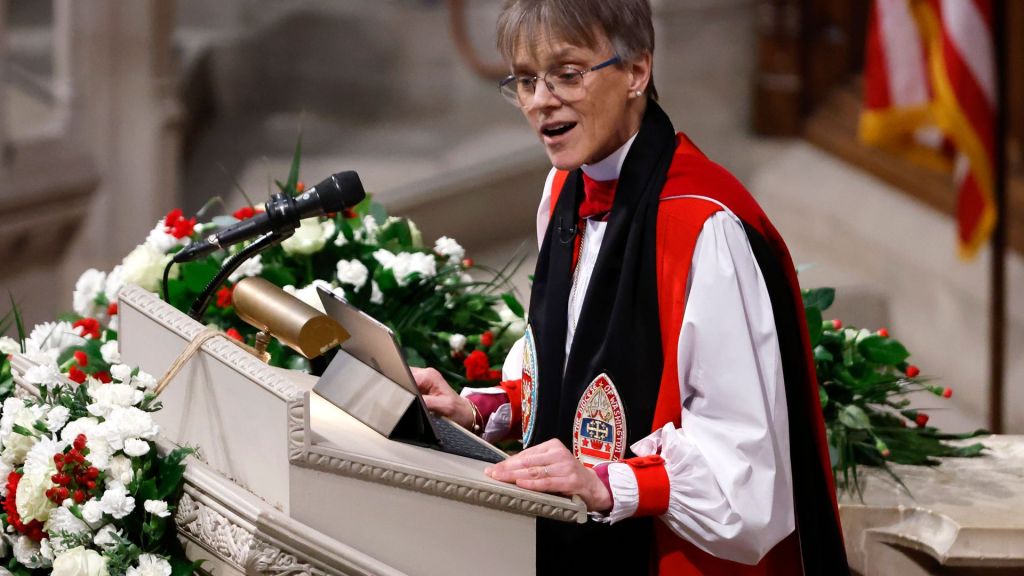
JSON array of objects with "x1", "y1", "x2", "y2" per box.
[{"x1": 0, "y1": 0, "x2": 1021, "y2": 433}]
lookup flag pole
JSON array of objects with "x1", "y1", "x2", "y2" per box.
[{"x1": 988, "y1": 0, "x2": 1008, "y2": 433}]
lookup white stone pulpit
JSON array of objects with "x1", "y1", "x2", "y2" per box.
[{"x1": 114, "y1": 284, "x2": 585, "y2": 575}]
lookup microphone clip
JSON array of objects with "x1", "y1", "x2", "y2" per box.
[{"x1": 555, "y1": 217, "x2": 578, "y2": 245}]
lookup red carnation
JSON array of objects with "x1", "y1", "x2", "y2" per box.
[
  {"x1": 68, "y1": 365, "x2": 87, "y2": 384},
  {"x1": 233, "y1": 206, "x2": 258, "y2": 220},
  {"x1": 225, "y1": 328, "x2": 243, "y2": 341},
  {"x1": 464, "y1": 350, "x2": 500, "y2": 382},
  {"x1": 4, "y1": 472, "x2": 47, "y2": 541},
  {"x1": 73, "y1": 350, "x2": 88, "y2": 366},
  {"x1": 342, "y1": 208, "x2": 358, "y2": 220},
  {"x1": 943, "y1": 387, "x2": 953, "y2": 399},
  {"x1": 164, "y1": 208, "x2": 197, "y2": 239},
  {"x1": 905, "y1": 365, "x2": 920, "y2": 378},
  {"x1": 831, "y1": 319, "x2": 843, "y2": 330},
  {"x1": 72, "y1": 318, "x2": 101, "y2": 340},
  {"x1": 878, "y1": 328, "x2": 889, "y2": 338},
  {"x1": 216, "y1": 286, "x2": 234, "y2": 308},
  {"x1": 481, "y1": 331, "x2": 494, "y2": 347},
  {"x1": 915, "y1": 413, "x2": 930, "y2": 427},
  {"x1": 94, "y1": 371, "x2": 112, "y2": 383},
  {"x1": 107, "y1": 302, "x2": 118, "y2": 316}
]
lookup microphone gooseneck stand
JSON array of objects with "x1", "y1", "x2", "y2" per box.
[{"x1": 186, "y1": 230, "x2": 293, "y2": 321}]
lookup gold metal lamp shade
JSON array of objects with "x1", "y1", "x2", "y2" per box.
[{"x1": 232, "y1": 277, "x2": 349, "y2": 360}]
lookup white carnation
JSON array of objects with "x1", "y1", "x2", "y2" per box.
[
  {"x1": 92, "y1": 524, "x2": 121, "y2": 550},
  {"x1": 127, "y1": 554, "x2": 172, "y2": 576},
  {"x1": 122, "y1": 438, "x2": 150, "y2": 457},
  {"x1": 52, "y1": 545, "x2": 107, "y2": 576},
  {"x1": 356, "y1": 215, "x2": 379, "y2": 243},
  {"x1": 282, "y1": 218, "x2": 335, "y2": 255},
  {"x1": 497, "y1": 303, "x2": 526, "y2": 341},
  {"x1": 98, "y1": 484, "x2": 135, "y2": 519},
  {"x1": 40, "y1": 538, "x2": 53, "y2": 560},
  {"x1": 133, "y1": 371, "x2": 157, "y2": 391},
  {"x1": 25, "y1": 322, "x2": 82, "y2": 358},
  {"x1": 103, "y1": 265, "x2": 125, "y2": 303},
  {"x1": 336, "y1": 259, "x2": 369, "y2": 290},
  {"x1": 80, "y1": 498, "x2": 104, "y2": 524},
  {"x1": 433, "y1": 236, "x2": 465, "y2": 264},
  {"x1": 283, "y1": 280, "x2": 337, "y2": 313},
  {"x1": 373, "y1": 250, "x2": 437, "y2": 287},
  {"x1": 333, "y1": 229, "x2": 349, "y2": 246},
  {"x1": 22, "y1": 363, "x2": 65, "y2": 387},
  {"x1": 44, "y1": 506, "x2": 90, "y2": 538},
  {"x1": 227, "y1": 254, "x2": 263, "y2": 283},
  {"x1": 370, "y1": 281, "x2": 383, "y2": 305},
  {"x1": 87, "y1": 384, "x2": 145, "y2": 418},
  {"x1": 99, "y1": 341, "x2": 120, "y2": 365},
  {"x1": 13, "y1": 535, "x2": 47, "y2": 569},
  {"x1": 23, "y1": 436, "x2": 61, "y2": 478},
  {"x1": 109, "y1": 363, "x2": 132, "y2": 383},
  {"x1": 449, "y1": 334, "x2": 467, "y2": 353},
  {"x1": 2, "y1": 402, "x2": 44, "y2": 464},
  {"x1": 0, "y1": 336, "x2": 20, "y2": 355},
  {"x1": 106, "y1": 455, "x2": 135, "y2": 487},
  {"x1": 45, "y1": 406, "x2": 71, "y2": 434},
  {"x1": 72, "y1": 269, "x2": 108, "y2": 318},
  {"x1": 100, "y1": 407, "x2": 159, "y2": 450},
  {"x1": 60, "y1": 417, "x2": 100, "y2": 445},
  {"x1": 0, "y1": 459, "x2": 12, "y2": 497},
  {"x1": 143, "y1": 219, "x2": 187, "y2": 253},
  {"x1": 144, "y1": 499, "x2": 170, "y2": 518},
  {"x1": 121, "y1": 244, "x2": 175, "y2": 294}
]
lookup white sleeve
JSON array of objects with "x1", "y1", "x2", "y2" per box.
[{"x1": 600, "y1": 211, "x2": 795, "y2": 565}]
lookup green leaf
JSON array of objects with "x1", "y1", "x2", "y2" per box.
[
  {"x1": 181, "y1": 260, "x2": 220, "y2": 293},
  {"x1": 857, "y1": 335, "x2": 911, "y2": 365},
  {"x1": 378, "y1": 219, "x2": 413, "y2": 247},
  {"x1": 813, "y1": 345, "x2": 834, "y2": 363},
  {"x1": 802, "y1": 287, "x2": 836, "y2": 312},
  {"x1": 805, "y1": 306, "x2": 823, "y2": 347},
  {"x1": 819, "y1": 386, "x2": 829, "y2": 408},
  {"x1": 501, "y1": 293, "x2": 525, "y2": 318},
  {"x1": 838, "y1": 405, "x2": 871, "y2": 430},
  {"x1": 375, "y1": 268, "x2": 399, "y2": 292},
  {"x1": 284, "y1": 131, "x2": 303, "y2": 195}
]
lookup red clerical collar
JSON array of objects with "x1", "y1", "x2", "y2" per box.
[{"x1": 580, "y1": 173, "x2": 617, "y2": 221}]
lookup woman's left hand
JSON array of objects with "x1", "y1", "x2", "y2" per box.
[{"x1": 485, "y1": 439, "x2": 612, "y2": 513}]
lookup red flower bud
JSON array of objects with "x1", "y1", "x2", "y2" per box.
[
  {"x1": 881, "y1": 449, "x2": 891, "y2": 458},
  {"x1": 878, "y1": 328, "x2": 889, "y2": 338},
  {"x1": 462, "y1": 258, "x2": 475, "y2": 268},
  {"x1": 74, "y1": 434, "x2": 87, "y2": 451},
  {"x1": 226, "y1": 328, "x2": 243, "y2": 341},
  {"x1": 72, "y1": 318, "x2": 101, "y2": 340},
  {"x1": 296, "y1": 181, "x2": 305, "y2": 193},
  {"x1": 87, "y1": 481, "x2": 96, "y2": 490},
  {"x1": 54, "y1": 453, "x2": 64, "y2": 464},
  {"x1": 481, "y1": 331, "x2": 494, "y2": 347},
  {"x1": 107, "y1": 302, "x2": 119, "y2": 316},
  {"x1": 73, "y1": 350, "x2": 88, "y2": 366},
  {"x1": 233, "y1": 206, "x2": 258, "y2": 220},
  {"x1": 906, "y1": 365, "x2": 920, "y2": 378},
  {"x1": 87, "y1": 467, "x2": 99, "y2": 480},
  {"x1": 832, "y1": 319, "x2": 843, "y2": 330},
  {"x1": 915, "y1": 413, "x2": 929, "y2": 427},
  {"x1": 73, "y1": 489, "x2": 86, "y2": 503},
  {"x1": 342, "y1": 208, "x2": 358, "y2": 220},
  {"x1": 943, "y1": 387, "x2": 953, "y2": 399}
]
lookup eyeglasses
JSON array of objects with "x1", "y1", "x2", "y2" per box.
[{"x1": 498, "y1": 55, "x2": 622, "y2": 108}]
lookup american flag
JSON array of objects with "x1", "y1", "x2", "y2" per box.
[{"x1": 860, "y1": 0, "x2": 996, "y2": 259}]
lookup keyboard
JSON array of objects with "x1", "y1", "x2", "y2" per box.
[{"x1": 430, "y1": 414, "x2": 506, "y2": 464}]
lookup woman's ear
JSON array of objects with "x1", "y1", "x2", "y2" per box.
[{"x1": 627, "y1": 52, "x2": 653, "y2": 95}]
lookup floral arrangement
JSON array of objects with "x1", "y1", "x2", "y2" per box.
[
  {"x1": 0, "y1": 317, "x2": 195, "y2": 575},
  {"x1": 69, "y1": 143, "x2": 524, "y2": 390},
  {"x1": 802, "y1": 287, "x2": 986, "y2": 496}
]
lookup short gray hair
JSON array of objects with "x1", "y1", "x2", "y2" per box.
[{"x1": 496, "y1": 0, "x2": 658, "y2": 99}]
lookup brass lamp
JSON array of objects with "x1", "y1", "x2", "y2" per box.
[{"x1": 231, "y1": 277, "x2": 349, "y2": 361}]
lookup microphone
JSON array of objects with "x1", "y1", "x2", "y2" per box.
[{"x1": 173, "y1": 171, "x2": 365, "y2": 263}]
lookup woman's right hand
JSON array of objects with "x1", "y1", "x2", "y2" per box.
[{"x1": 411, "y1": 367, "x2": 476, "y2": 430}]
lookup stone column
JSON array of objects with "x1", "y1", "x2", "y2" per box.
[
  {"x1": 0, "y1": 0, "x2": 8, "y2": 180},
  {"x1": 59, "y1": 0, "x2": 182, "y2": 292}
]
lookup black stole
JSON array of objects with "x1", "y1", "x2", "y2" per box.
[{"x1": 528, "y1": 102, "x2": 678, "y2": 574}]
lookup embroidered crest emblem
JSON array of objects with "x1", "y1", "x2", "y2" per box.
[
  {"x1": 521, "y1": 326, "x2": 539, "y2": 446},
  {"x1": 572, "y1": 373, "x2": 627, "y2": 468}
]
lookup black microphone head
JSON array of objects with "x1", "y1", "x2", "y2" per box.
[{"x1": 313, "y1": 171, "x2": 366, "y2": 212}]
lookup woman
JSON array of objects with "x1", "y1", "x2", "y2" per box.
[{"x1": 414, "y1": 1, "x2": 848, "y2": 573}]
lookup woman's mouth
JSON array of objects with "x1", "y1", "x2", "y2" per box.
[{"x1": 541, "y1": 122, "x2": 577, "y2": 139}]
